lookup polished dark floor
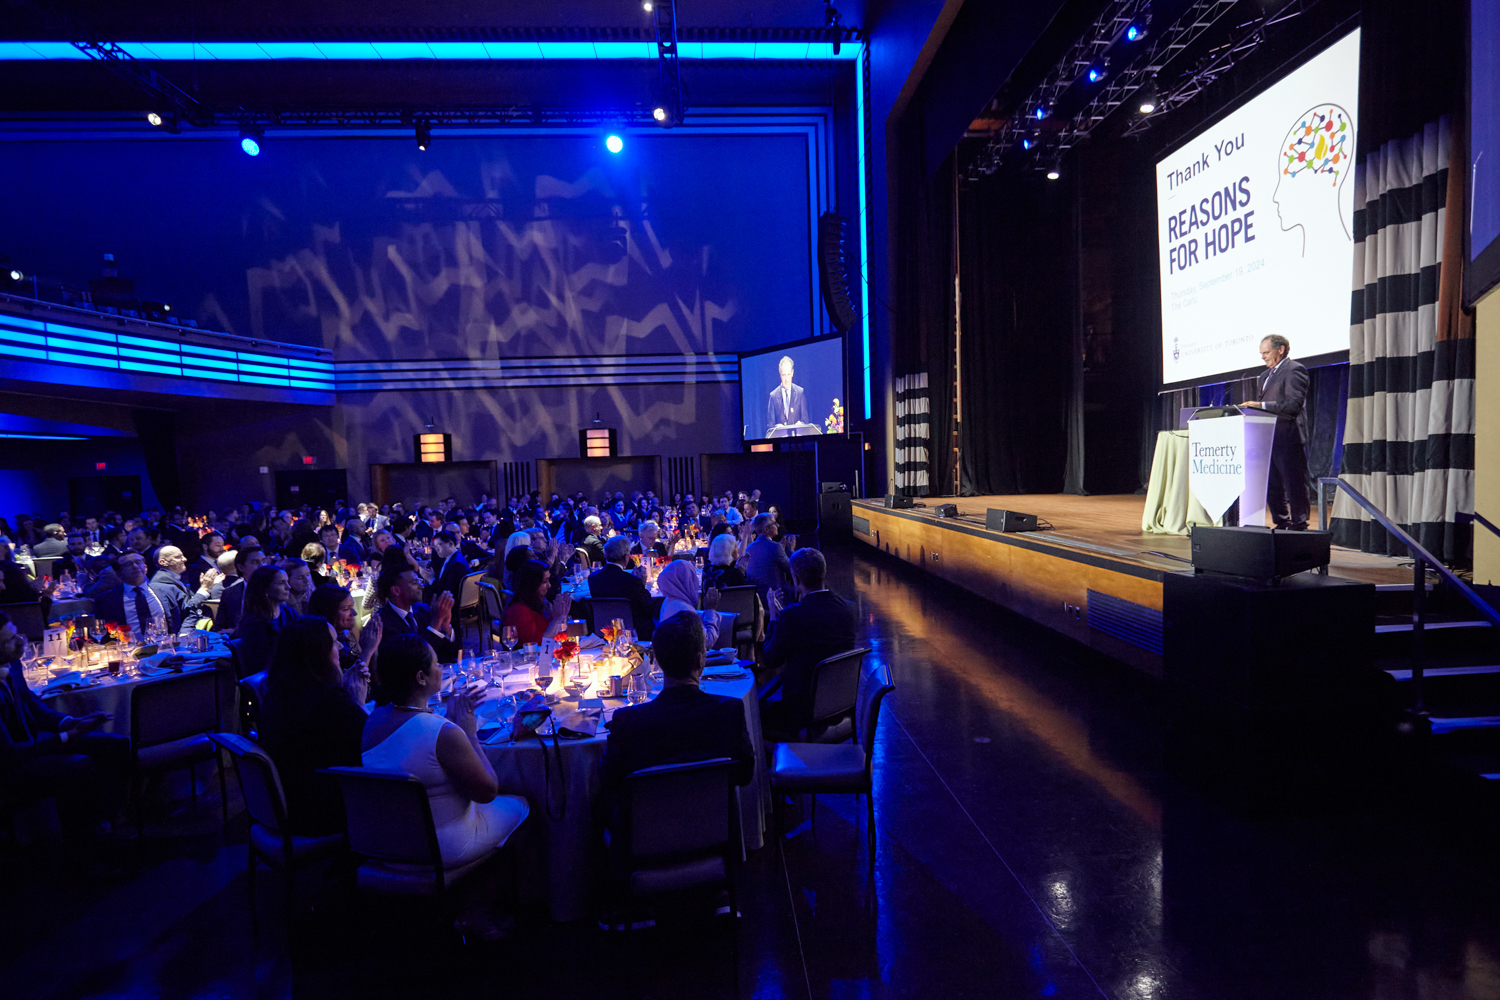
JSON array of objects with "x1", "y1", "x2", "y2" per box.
[{"x1": 5, "y1": 545, "x2": 1500, "y2": 999}]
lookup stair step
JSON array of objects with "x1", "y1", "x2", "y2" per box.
[
  {"x1": 1385, "y1": 664, "x2": 1500, "y2": 681},
  {"x1": 1374, "y1": 620, "x2": 1494, "y2": 634}
]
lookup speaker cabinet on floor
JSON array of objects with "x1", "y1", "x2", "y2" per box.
[{"x1": 819, "y1": 491, "x2": 852, "y2": 538}]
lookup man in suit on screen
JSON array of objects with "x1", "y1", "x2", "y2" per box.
[
  {"x1": 1243, "y1": 334, "x2": 1311, "y2": 530},
  {"x1": 765, "y1": 355, "x2": 809, "y2": 435}
]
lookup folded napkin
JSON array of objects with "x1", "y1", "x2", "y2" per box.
[
  {"x1": 578, "y1": 635, "x2": 605, "y2": 649},
  {"x1": 41, "y1": 671, "x2": 94, "y2": 694},
  {"x1": 558, "y1": 699, "x2": 604, "y2": 736}
]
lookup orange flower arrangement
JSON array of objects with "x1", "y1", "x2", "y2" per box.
[
  {"x1": 103, "y1": 622, "x2": 129, "y2": 643},
  {"x1": 552, "y1": 631, "x2": 580, "y2": 663},
  {"x1": 599, "y1": 625, "x2": 619, "y2": 646}
]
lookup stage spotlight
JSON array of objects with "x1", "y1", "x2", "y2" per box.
[
  {"x1": 1046, "y1": 167, "x2": 1061, "y2": 180},
  {"x1": 239, "y1": 126, "x2": 262, "y2": 157},
  {"x1": 643, "y1": 0, "x2": 653, "y2": 9},
  {"x1": 1034, "y1": 104, "x2": 1049, "y2": 121},
  {"x1": 1137, "y1": 79, "x2": 1159, "y2": 115},
  {"x1": 653, "y1": 106, "x2": 668, "y2": 123},
  {"x1": 416, "y1": 121, "x2": 432, "y2": 151},
  {"x1": 1022, "y1": 137, "x2": 1033, "y2": 150},
  {"x1": 605, "y1": 134, "x2": 624, "y2": 154},
  {"x1": 8, "y1": 269, "x2": 21, "y2": 282},
  {"x1": 1125, "y1": 22, "x2": 1146, "y2": 42},
  {"x1": 1086, "y1": 62, "x2": 1108, "y2": 84},
  {"x1": 146, "y1": 112, "x2": 163, "y2": 127}
]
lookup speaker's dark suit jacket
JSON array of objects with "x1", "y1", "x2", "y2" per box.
[
  {"x1": 587, "y1": 563, "x2": 657, "y2": 640},
  {"x1": 759, "y1": 590, "x2": 858, "y2": 733},
  {"x1": 1256, "y1": 358, "x2": 1310, "y2": 444},
  {"x1": 766, "y1": 382, "x2": 808, "y2": 433}
]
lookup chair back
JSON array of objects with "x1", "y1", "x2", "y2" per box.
[
  {"x1": 589, "y1": 597, "x2": 635, "y2": 635},
  {"x1": 238, "y1": 669, "x2": 269, "y2": 737},
  {"x1": 1, "y1": 601, "x2": 46, "y2": 641},
  {"x1": 209, "y1": 732, "x2": 287, "y2": 834},
  {"x1": 625, "y1": 757, "x2": 738, "y2": 860},
  {"x1": 810, "y1": 647, "x2": 869, "y2": 727},
  {"x1": 225, "y1": 636, "x2": 247, "y2": 679},
  {"x1": 324, "y1": 766, "x2": 442, "y2": 869},
  {"x1": 131, "y1": 667, "x2": 221, "y2": 751},
  {"x1": 31, "y1": 557, "x2": 60, "y2": 582},
  {"x1": 713, "y1": 585, "x2": 759, "y2": 625},
  {"x1": 855, "y1": 659, "x2": 895, "y2": 764},
  {"x1": 477, "y1": 581, "x2": 504, "y2": 633},
  {"x1": 456, "y1": 570, "x2": 486, "y2": 611}
]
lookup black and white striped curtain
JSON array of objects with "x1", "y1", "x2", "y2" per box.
[
  {"x1": 1332, "y1": 115, "x2": 1475, "y2": 562},
  {"x1": 894, "y1": 372, "x2": 931, "y2": 495}
]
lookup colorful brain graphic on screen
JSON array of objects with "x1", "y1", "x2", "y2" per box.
[
  {"x1": 1273, "y1": 104, "x2": 1354, "y2": 252},
  {"x1": 1281, "y1": 106, "x2": 1351, "y2": 183}
]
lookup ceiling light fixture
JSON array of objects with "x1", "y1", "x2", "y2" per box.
[
  {"x1": 605, "y1": 134, "x2": 624, "y2": 154},
  {"x1": 146, "y1": 111, "x2": 163, "y2": 126},
  {"x1": 415, "y1": 121, "x2": 432, "y2": 151},
  {"x1": 239, "y1": 125, "x2": 262, "y2": 157}
]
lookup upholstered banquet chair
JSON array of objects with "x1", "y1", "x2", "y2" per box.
[
  {"x1": 770, "y1": 658, "x2": 894, "y2": 873},
  {"x1": 210, "y1": 732, "x2": 344, "y2": 925}
]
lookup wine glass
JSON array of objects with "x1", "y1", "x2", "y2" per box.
[
  {"x1": 533, "y1": 658, "x2": 554, "y2": 695},
  {"x1": 502, "y1": 625, "x2": 518, "y2": 653},
  {"x1": 563, "y1": 658, "x2": 590, "y2": 699}
]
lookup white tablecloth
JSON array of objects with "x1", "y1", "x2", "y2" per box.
[
  {"x1": 35, "y1": 638, "x2": 235, "y2": 736},
  {"x1": 471, "y1": 666, "x2": 766, "y2": 923}
]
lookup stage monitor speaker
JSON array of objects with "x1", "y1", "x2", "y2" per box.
[
  {"x1": 1190, "y1": 525, "x2": 1331, "y2": 584},
  {"x1": 934, "y1": 503, "x2": 959, "y2": 518},
  {"x1": 821, "y1": 481, "x2": 848, "y2": 494},
  {"x1": 818, "y1": 212, "x2": 858, "y2": 334},
  {"x1": 884, "y1": 494, "x2": 914, "y2": 509},
  {"x1": 819, "y1": 490, "x2": 852, "y2": 538},
  {"x1": 986, "y1": 509, "x2": 1037, "y2": 532}
]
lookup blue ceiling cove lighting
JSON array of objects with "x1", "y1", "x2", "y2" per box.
[
  {"x1": 0, "y1": 40, "x2": 860, "y2": 62},
  {"x1": 605, "y1": 134, "x2": 624, "y2": 153}
]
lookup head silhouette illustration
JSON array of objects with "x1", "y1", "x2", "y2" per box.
[{"x1": 1273, "y1": 104, "x2": 1353, "y2": 256}]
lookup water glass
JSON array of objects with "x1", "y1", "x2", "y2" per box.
[{"x1": 626, "y1": 672, "x2": 649, "y2": 705}]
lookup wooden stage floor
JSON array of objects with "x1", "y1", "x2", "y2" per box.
[
  {"x1": 890, "y1": 493, "x2": 1412, "y2": 586},
  {"x1": 850, "y1": 493, "x2": 1413, "y2": 673}
]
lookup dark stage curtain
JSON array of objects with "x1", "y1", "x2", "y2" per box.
[
  {"x1": 130, "y1": 409, "x2": 181, "y2": 510},
  {"x1": 956, "y1": 168, "x2": 1075, "y2": 495},
  {"x1": 891, "y1": 133, "x2": 957, "y2": 497}
]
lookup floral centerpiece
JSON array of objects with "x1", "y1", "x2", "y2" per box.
[
  {"x1": 825, "y1": 398, "x2": 844, "y2": 435},
  {"x1": 552, "y1": 631, "x2": 580, "y2": 667}
]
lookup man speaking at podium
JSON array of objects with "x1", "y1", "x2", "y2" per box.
[
  {"x1": 1242, "y1": 334, "x2": 1310, "y2": 530},
  {"x1": 766, "y1": 355, "x2": 809, "y2": 436}
]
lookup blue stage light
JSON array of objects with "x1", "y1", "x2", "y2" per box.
[
  {"x1": 1087, "y1": 65, "x2": 1105, "y2": 83},
  {"x1": 239, "y1": 127, "x2": 262, "y2": 156},
  {"x1": 1034, "y1": 105, "x2": 1047, "y2": 120},
  {"x1": 1022, "y1": 137, "x2": 1033, "y2": 150},
  {"x1": 605, "y1": 134, "x2": 624, "y2": 153},
  {"x1": 1126, "y1": 25, "x2": 1139, "y2": 41}
]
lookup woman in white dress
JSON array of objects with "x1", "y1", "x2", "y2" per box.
[{"x1": 361, "y1": 633, "x2": 529, "y2": 935}]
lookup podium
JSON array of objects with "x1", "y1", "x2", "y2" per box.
[
  {"x1": 766, "y1": 422, "x2": 823, "y2": 439},
  {"x1": 1186, "y1": 408, "x2": 1277, "y2": 526}
]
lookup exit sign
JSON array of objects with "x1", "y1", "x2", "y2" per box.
[{"x1": 95, "y1": 462, "x2": 107, "y2": 470}]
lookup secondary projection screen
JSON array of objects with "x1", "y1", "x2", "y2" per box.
[
  {"x1": 740, "y1": 336, "x2": 845, "y2": 443},
  {"x1": 1157, "y1": 28, "x2": 1360, "y2": 387}
]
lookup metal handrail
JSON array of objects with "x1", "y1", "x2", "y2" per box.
[
  {"x1": 1457, "y1": 510, "x2": 1500, "y2": 541},
  {"x1": 1319, "y1": 476, "x2": 1500, "y2": 714},
  {"x1": 1319, "y1": 476, "x2": 1500, "y2": 629}
]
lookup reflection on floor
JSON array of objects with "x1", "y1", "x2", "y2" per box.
[{"x1": 4, "y1": 544, "x2": 1499, "y2": 999}]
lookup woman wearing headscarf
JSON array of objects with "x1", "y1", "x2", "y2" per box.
[{"x1": 654, "y1": 559, "x2": 721, "y2": 648}]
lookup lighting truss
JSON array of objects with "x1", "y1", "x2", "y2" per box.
[
  {"x1": 651, "y1": 0, "x2": 687, "y2": 125},
  {"x1": 169, "y1": 105, "x2": 661, "y2": 129},
  {"x1": 1053, "y1": 0, "x2": 1242, "y2": 152},
  {"x1": 965, "y1": 0, "x2": 1148, "y2": 180},
  {"x1": 1120, "y1": 0, "x2": 1318, "y2": 136}
]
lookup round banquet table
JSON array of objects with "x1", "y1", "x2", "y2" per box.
[
  {"x1": 465, "y1": 663, "x2": 768, "y2": 923},
  {"x1": 33, "y1": 633, "x2": 237, "y2": 737}
]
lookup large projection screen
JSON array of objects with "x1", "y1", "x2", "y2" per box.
[{"x1": 1157, "y1": 28, "x2": 1360, "y2": 388}]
